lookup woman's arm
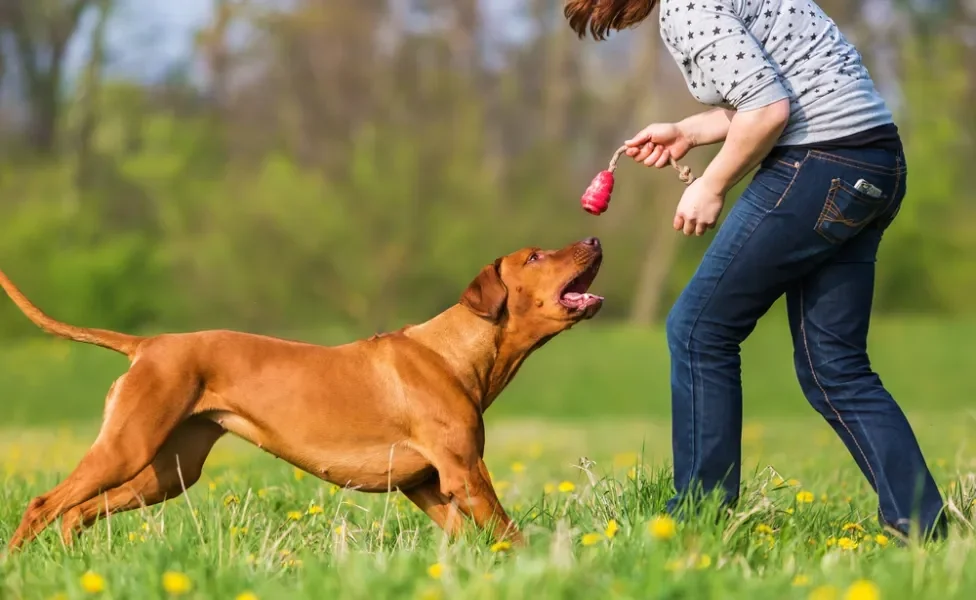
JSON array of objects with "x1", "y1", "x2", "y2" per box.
[
  {"x1": 677, "y1": 108, "x2": 735, "y2": 148},
  {"x1": 698, "y1": 98, "x2": 791, "y2": 195}
]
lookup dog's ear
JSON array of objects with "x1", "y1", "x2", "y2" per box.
[{"x1": 460, "y1": 258, "x2": 507, "y2": 322}]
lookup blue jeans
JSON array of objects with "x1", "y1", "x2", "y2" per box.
[{"x1": 665, "y1": 145, "x2": 946, "y2": 537}]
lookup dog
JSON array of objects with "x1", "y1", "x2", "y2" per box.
[{"x1": 0, "y1": 237, "x2": 604, "y2": 550}]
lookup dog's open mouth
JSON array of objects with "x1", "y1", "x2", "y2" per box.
[{"x1": 559, "y1": 256, "x2": 604, "y2": 312}]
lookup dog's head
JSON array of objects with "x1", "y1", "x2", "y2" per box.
[{"x1": 459, "y1": 237, "x2": 604, "y2": 337}]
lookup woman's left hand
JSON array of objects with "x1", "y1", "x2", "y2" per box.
[{"x1": 674, "y1": 178, "x2": 726, "y2": 236}]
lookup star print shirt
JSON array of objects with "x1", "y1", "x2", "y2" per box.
[{"x1": 659, "y1": 0, "x2": 895, "y2": 147}]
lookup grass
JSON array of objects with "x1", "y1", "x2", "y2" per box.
[{"x1": 2, "y1": 315, "x2": 976, "y2": 598}]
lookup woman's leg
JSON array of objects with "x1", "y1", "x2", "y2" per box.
[
  {"x1": 666, "y1": 152, "x2": 809, "y2": 511},
  {"x1": 665, "y1": 146, "x2": 945, "y2": 527},
  {"x1": 786, "y1": 221, "x2": 946, "y2": 538}
]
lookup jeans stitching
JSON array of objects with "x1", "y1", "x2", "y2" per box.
[
  {"x1": 808, "y1": 151, "x2": 903, "y2": 175},
  {"x1": 799, "y1": 288, "x2": 888, "y2": 524},
  {"x1": 680, "y1": 154, "x2": 807, "y2": 492}
]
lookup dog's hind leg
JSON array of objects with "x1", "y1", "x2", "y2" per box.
[
  {"x1": 7, "y1": 360, "x2": 200, "y2": 550},
  {"x1": 60, "y1": 416, "x2": 225, "y2": 543}
]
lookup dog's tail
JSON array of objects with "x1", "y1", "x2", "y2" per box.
[{"x1": 0, "y1": 269, "x2": 143, "y2": 358}]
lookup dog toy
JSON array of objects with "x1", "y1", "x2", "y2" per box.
[{"x1": 580, "y1": 145, "x2": 696, "y2": 216}]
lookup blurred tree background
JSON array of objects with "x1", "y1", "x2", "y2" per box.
[{"x1": 0, "y1": 0, "x2": 973, "y2": 338}]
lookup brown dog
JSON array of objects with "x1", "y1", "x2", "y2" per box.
[{"x1": 0, "y1": 237, "x2": 604, "y2": 550}]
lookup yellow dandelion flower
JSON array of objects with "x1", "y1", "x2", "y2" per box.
[
  {"x1": 581, "y1": 532, "x2": 603, "y2": 546},
  {"x1": 142, "y1": 522, "x2": 150, "y2": 532},
  {"x1": 79, "y1": 571, "x2": 106, "y2": 594},
  {"x1": 843, "y1": 580, "x2": 879, "y2": 600},
  {"x1": 224, "y1": 495, "x2": 239, "y2": 506},
  {"x1": 648, "y1": 515, "x2": 677, "y2": 540},
  {"x1": 427, "y1": 563, "x2": 443, "y2": 579},
  {"x1": 755, "y1": 524, "x2": 774, "y2": 535},
  {"x1": 786, "y1": 507, "x2": 795, "y2": 515},
  {"x1": 257, "y1": 488, "x2": 268, "y2": 498},
  {"x1": 208, "y1": 482, "x2": 217, "y2": 492},
  {"x1": 334, "y1": 524, "x2": 345, "y2": 535},
  {"x1": 161, "y1": 571, "x2": 192, "y2": 596},
  {"x1": 826, "y1": 536, "x2": 837, "y2": 547},
  {"x1": 696, "y1": 554, "x2": 712, "y2": 569},
  {"x1": 773, "y1": 475, "x2": 786, "y2": 485},
  {"x1": 808, "y1": 585, "x2": 839, "y2": 600},
  {"x1": 490, "y1": 540, "x2": 512, "y2": 553},
  {"x1": 793, "y1": 574, "x2": 811, "y2": 587},
  {"x1": 236, "y1": 593, "x2": 259, "y2": 600},
  {"x1": 796, "y1": 491, "x2": 815, "y2": 503},
  {"x1": 874, "y1": 534, "x2": 889, "y2": 547},
  {"x1": 329, "y1": 485, "x2": 339, "y2": 496},
  {"x1": 558, "y1": 481, "x2": 575, "y2": 493},
  {"x1": 664, "y1": 560, "x2": 682, "y2": 572},
  {"x1": 842, "y1": 523, "x2": 864, "y2": 533},
  {"x1": 820, "y1": 493, "x2": 829, "y2": 503},
  {"x1": 627, "y1": 466, "x2": 638, "y2": 480},
  {"x1": 605, "y1": 519, "x2": 619, "y2": 539},
  {"x1": 307, "y1": 505, "x2": 324, "y2": 515},
  {"x1": 287, "y1": 511, "x2": 303, "y2": 521},
  {"x1": 293, "y1": 468, "x2": 305, "y2": 481},
  {"x1": 511, "y1": 461, "x2": 525, "y2": 474},
  {"x1": 837, "y1": 537, "x2": 858, "y2": 550},
  {"x1": 543, "y1": 482, "x2": 555, "y2": 494},
  {"x1": 128, "y1": 532, "x2": 139, "y2": 542}
]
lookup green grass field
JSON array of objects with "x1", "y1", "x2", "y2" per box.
[{"x1": 2, "y1": 314, "x2": 976, "y2": 599}]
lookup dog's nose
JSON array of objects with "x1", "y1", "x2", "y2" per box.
[{"x1": 581, "y1": 237, "x2": 601, "y2": 249}]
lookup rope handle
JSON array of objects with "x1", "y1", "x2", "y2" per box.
[{"x1": 608, "y1": 145, "x2": 695, "y2": 185}]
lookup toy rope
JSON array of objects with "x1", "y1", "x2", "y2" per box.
[{"x1": 608, "y1": 145, "x2": 695, "y2": 185}]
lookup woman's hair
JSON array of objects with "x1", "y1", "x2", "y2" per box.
[{"x1": 564, "y1": 0, "x2": 658, "y2": 41}]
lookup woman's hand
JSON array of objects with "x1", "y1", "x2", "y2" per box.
[
  {"x1": 623, "y1": 123, "x2": 693, "y2": 168},
  {"x1": 674, "y1": 177, "x2": 726, "y2": 236}
]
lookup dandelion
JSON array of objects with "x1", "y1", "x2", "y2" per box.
[
  {"x1": 581, "y1": 532, "x2": 603, "y2": 546},
  {"x1": 293, "y1": 468, "x2": 305, "y2": 481},
  {"x1": 755, "y1": 524, "x2": 774, "y2": 535},
  {"x1": 490, "y1": 540, "x2": 512, "y2": 553},
  {"x1": 208, "y1": 482, "x2": 217, "y2": 492},
  {"x1": 287, "y1": 511, "x2": 303, "y2": 521},
  {"x1": 308, "y1": 504, "x2": 324, "y2": 515},
  {"x1": 874, "y1": 534, "x2": 889, "y2": 547},
  {"x1": 808, "y1": 585, "x2": 839, "y2": 600},
  {"x1": 837, "y1": 537, "x2": 858, "y2": 550},
  {"x1": 773, "y1": 475, "x2": 786, "y2": 486},
  {"x1": 785, "y1": 507, "x2": 795, "y2": 515},
  {"x1": 793, "y1": 574, "x2": 811, "y2": 587},
  {"x1": 627, "y1": 466, "x2": 639, "y2": 480},
  {"x1": 648, "y1": 515, "x2": 677, "y2": 540},
  {"x1": 236, "y1": 593, "x2": 259, "y2": 600},
  {"x1": 605, "y1": 519, "x2": 619, "y2": 539},
  {"x1": 842, "y1": 522, "x2": 864, "y2": 533},
  {"x1": 557, "y1": 481, "x2": 575, "y2": 493},
  {"x1": 843, "y1": 580, "x2": 879, "y2": 600},
  {"x1": 826, "y1": 536, "x2": 837, "y2": 547},
  {"x1": 796, "y1": 490, "x2": 815, "y2": 503},
  {"x1": 161, "y1": 571, "x2": 192, "y2": 596},
  {"x1": 427, "y1": 563, "x2": 443, "y2": 579},
  {"x1": 257, "y1": 488, "x2": 268, "y2": 498},
  {"x1": 79, "y1": 571, "x2": 105, "y2": 594},
  {"x1": 330, "y1": 485, "x2": 339, "y2": 496},
  {"x1": 695, "y1": 554, "x2": 712, "y2": 569},
  {"x1": 224, "y1": 494, "x2": 240, "y2": 506},
  {"x1": 511, "y1": 461, "x2": 525, "y2": 474},
  {"x1": 664, "y1": 560, "x2": 682, "y2": 572}
]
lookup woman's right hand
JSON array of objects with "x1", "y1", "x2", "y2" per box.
[{"x1": 623, "y1": 123, "x2": 693, "y2": 168}]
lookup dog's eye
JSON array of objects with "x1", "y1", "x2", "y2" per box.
[{"x1": 525, "y1": 252, "x2": 540, "y2": 264}]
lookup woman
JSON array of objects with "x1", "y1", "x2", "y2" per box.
[{"x1": 565, "y1": 0, "x2": 946, "y2": 538}]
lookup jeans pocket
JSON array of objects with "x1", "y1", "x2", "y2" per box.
[{"x1": 814, "y1": 178, "x2": 889, "y2": 244}]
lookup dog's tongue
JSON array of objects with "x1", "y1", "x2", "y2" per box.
[{"x1": 562, "y1": 292, "x2": 604, "y2": 307}]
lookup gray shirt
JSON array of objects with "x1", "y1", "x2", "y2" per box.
[{"x1": 659, "y1": 0, "x2": 894, "y2": 147}]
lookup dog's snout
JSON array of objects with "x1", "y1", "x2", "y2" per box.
[{"x1": 582, "y1": 237, "x2": 600, "y2": 248}]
